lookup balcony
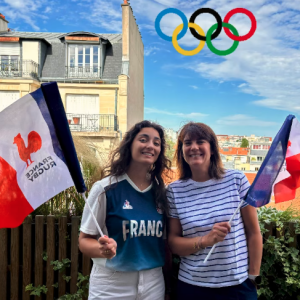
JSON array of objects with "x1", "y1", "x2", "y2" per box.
[
  {"x1": 65, "y1": 66, "x2": 101, "y2": 79},
  {"x1": 66, "y1": 114, "x2": 118, "y2": 132},
  {"x1": 250, "y1": 160, "x2": 263, "y2": 165},
  {"x1": 0, "y1": 60, "x2": 38, "y2": 79}
]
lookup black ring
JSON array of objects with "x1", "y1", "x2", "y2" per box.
[{"x1": 189, "y1": 8, "x2": 223, "y2": 41}]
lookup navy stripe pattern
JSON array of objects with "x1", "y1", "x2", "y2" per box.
[{"x1": 167, "y1": 169, "x2": 250, "y2": 288}]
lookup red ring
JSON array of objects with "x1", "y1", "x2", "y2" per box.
[{"x1": 223, "y1": 8, "x2": 256, "y2": 42}]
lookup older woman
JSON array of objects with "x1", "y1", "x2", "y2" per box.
[{"x1": 167, "y1": 122, "x2": 262, "y2": 300}]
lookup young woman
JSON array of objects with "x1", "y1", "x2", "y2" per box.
[
  {"x1": 167, "y1": 122, "x2": 262, "y2": 300},
  {"x1": 78, "y1": 120, "x2": 172, "y2": 300}
]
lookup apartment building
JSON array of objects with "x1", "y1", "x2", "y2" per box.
[{"x1": 0, "y1": 2, "x2": 144, "y2": 154}]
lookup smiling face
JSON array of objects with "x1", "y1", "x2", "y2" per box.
[
  {"x1": 182, "y1": 135, "x2": 212, "y2": 172},
  {"x1": 130, "y1": 127, "x2": 161, "y2": 166}
]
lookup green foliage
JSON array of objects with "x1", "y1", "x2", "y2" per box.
[
  {"x1": 25, "y1": 259, "x2": 89, "y2": 299},
  {"x1": 258, "y1": 206, "x2": 300, "y2": 300},
  {"x1": 240, "y1": 138, "x2": 249, "y2": 148},
  {"x1": 58, "y1": 273, "x2": 90, "y2": 300},
  {"x1": 50, "y1": 258, "x2": 71, "y2": 272},
  {"x1": 25, "y1": 284, "x2": 48, "y2": 296},
  {"x1": 42, "y1": 250, "x2": 48, "y2": 261},
  {"x1": 165, "y1": 136, "x2": 176, "y2": 163}
]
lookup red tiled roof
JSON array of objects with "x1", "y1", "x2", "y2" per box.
[{"x1": 219, "y1": 147, "x2": 249, "y2": 156}]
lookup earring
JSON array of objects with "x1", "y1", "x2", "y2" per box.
[
  {"x1": 146, "y1": 172, "x2": 151, "y2": 180},
  {"x1": 146, "y1": 165, "x2": 152, "y2": 180}
]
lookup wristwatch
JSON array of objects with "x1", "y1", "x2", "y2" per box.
[{"x1": 248, "y1": 274, "x2": 261, "y2": 285}]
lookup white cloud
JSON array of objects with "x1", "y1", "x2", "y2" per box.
[
  {"x1": 44, "y1": 6, "x2": 52, "y2": 13},
  {"x1": 217, "y1": 115, "x2": 279, "y2": 127},
  {"x1": 145, "y1": 107, "x2": 208, "y2": 118},
  {"x1": 144, "y1": 46, "x2": 160, "y2": 56},
  {"x1": 1, "y1": 0, "x2": 55, "y2": 30},
  {"x1": 189, "y1": 85, "x2": 198, "y2": 89},
  {"x1": 80, "y1": 0, "x2": 122, "y2": 32}
]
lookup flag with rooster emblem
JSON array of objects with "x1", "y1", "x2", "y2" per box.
[{"x1": 0, "y1": 82, "x2": 86, "y2": 228}]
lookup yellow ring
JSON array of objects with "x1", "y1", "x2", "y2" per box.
[{"x1": 172, "y1": 22, "x2": 206, "y2": 56}]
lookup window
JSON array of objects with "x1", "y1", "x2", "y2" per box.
[
  {"x1": 255, "y1": 167, "x2": 259, "y2": 171},
  {"x1": 257, "y1": 157, "x2": 263, "y2": 161},
  {"x1": 68, "y1": 45, "x2": 100, "y2": 77},
  {"x1": 241, "y1": 167, "x2": 245, "y2": 171},
  {"x1": 0, "y1": 55, "x2": 19, "y2": 72}
]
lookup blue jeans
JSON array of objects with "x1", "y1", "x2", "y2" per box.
[{"x1": 177, "y1": 278, "x2": 257, "y2": 300}]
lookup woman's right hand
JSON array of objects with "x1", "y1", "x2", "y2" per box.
[
  {"x1": 98, "y1": 236, "x2": 117, "y2": 259},
  {"x1": 203, "y1": 222, "x2": 231, "y2": 247}
]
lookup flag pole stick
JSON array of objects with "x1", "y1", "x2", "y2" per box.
[
  {"x1": 81, "y1": 193, "x2": 104, "y2": 237},
  {"x1": 203, "y1": 199, "x2": 244, "y2": 264}
]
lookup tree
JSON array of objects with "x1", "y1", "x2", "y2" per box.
[
  {"x1": 240, "y1": 138, "x2": 249, "y2": 148},
  {"x1": 165, "y1": 136, "x2": 176, "y2": 163}
]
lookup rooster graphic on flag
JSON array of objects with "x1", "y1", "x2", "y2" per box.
[
  {"x1": 0, "y1": 82, "x2": 86, "y2": 228},
  {"x1": 13, "y1": 131, "x2": 42, "y2": 168}
]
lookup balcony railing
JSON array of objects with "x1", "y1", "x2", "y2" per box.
[
  {"x1": 250, "y1": 160, "x2": 263, "y2": 165},
  {"x1": 66, "y1": 113, "x2": 118, "y2": 132},
  {"x1": 0, "y1": 60, "x2": 38, "y2": 79},
  {"x1": 65, "y1": 66, "x2": 101, "y2": 79}
]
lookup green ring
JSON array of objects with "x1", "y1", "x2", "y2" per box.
[{"x1": 206, "y1": 22, "x2": 239, "y2": 56}]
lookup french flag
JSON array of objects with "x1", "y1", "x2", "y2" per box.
[
  {"x1": 0, "y1": 82, "x2": 86, "y2": 228},
  {"x1": 245, "y1": 115, "x2": 300, "y2": 207}
]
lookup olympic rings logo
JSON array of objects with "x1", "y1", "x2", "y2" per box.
[{"x1": 155, "y1": 8, "x2": 257, "y2": 56}]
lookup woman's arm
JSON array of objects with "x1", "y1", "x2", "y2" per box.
[
  {"x1": 78, "y1": 232, "x2": 117, "y2": 260},
  {"x1": 241, "y1": 205, "x2": 263, "y2": 275},
  {"x1": 168, "y1": 218, "x2": 231, "y2": 256}
]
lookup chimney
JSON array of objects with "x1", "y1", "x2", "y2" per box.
[{"x1": 0, "y1": 13, "x2": 9, "y2": 33}]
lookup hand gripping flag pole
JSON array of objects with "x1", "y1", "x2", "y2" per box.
[
  {"x1": 203, "y1": 199, "x2": 244, "y2": 264},
  {"x1": 204, "y1": 114, "x2": 296, "y2": 263}
]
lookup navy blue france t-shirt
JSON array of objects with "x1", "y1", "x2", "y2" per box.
[{"x1": 80, "y1": 174, "x2": 165, "y2": 272}]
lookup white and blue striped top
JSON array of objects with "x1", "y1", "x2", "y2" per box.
[{"x1": 167, "y1": 169, "x2": 250, "y2": 288}]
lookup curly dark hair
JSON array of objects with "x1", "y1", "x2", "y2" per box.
[
  {"x1": 175, "y1": 122, "x2": 225, "y2": 180},
  {"x1": 103, "y1": 120, "x2": 172, "y2": 216}
]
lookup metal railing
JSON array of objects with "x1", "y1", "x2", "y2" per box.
[
  {"x1": 250, "y1": 160, "x2": 264, "y2": 165},
  {"x1": 0, "y1": 60, "x2": 38, "y2": 79},
  {"x1": 66, "y1": 113, "x2": 118, "y2": 132},
  {"x1": 65, "y1": 66, "x2": 102, "y2": 79}
]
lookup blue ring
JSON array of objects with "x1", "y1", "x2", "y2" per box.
[{"x1": 155, "y1": 8, "x2": 188, "y2": 42}]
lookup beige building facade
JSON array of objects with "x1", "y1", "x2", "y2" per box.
[{"x1": 0, "y1": 3, "x2": 144, "y2": 157}]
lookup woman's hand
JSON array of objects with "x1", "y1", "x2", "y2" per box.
[
  {"x1": 203, "y1": 222, "x2": 231, "y2": 247},
  {"x1": 98, "y1": 236, "x2": 117, "y2": 259}
]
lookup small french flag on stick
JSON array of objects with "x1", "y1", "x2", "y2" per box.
[
  {"x1": 0, "y1": 82, "x2": 87, "y2": 229},
  {"x1": 245, "y1": 114, "x2": 299, "y2": 207}
]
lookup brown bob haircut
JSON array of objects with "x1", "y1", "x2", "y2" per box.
[{"x1": 175, "y1": 122, "x2": 225, "y2": 180}]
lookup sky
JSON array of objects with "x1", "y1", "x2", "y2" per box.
[{"x1": 1, "y1": 0, "x2": 300, "y2": 138}]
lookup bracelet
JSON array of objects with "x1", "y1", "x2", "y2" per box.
[{"x1": 194, "y1": 236, "x2": 205, "y2": 250}]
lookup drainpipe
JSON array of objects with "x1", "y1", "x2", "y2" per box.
[
  {"x1": 115, "y1": 88, "x2": 118, "y2": 116},
  {"x1": 115, "y1": 88, "x2": 122, "y2": 141},
  {"x1": 117, "y1": 129, "x2": 122, "y2": 141}
]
